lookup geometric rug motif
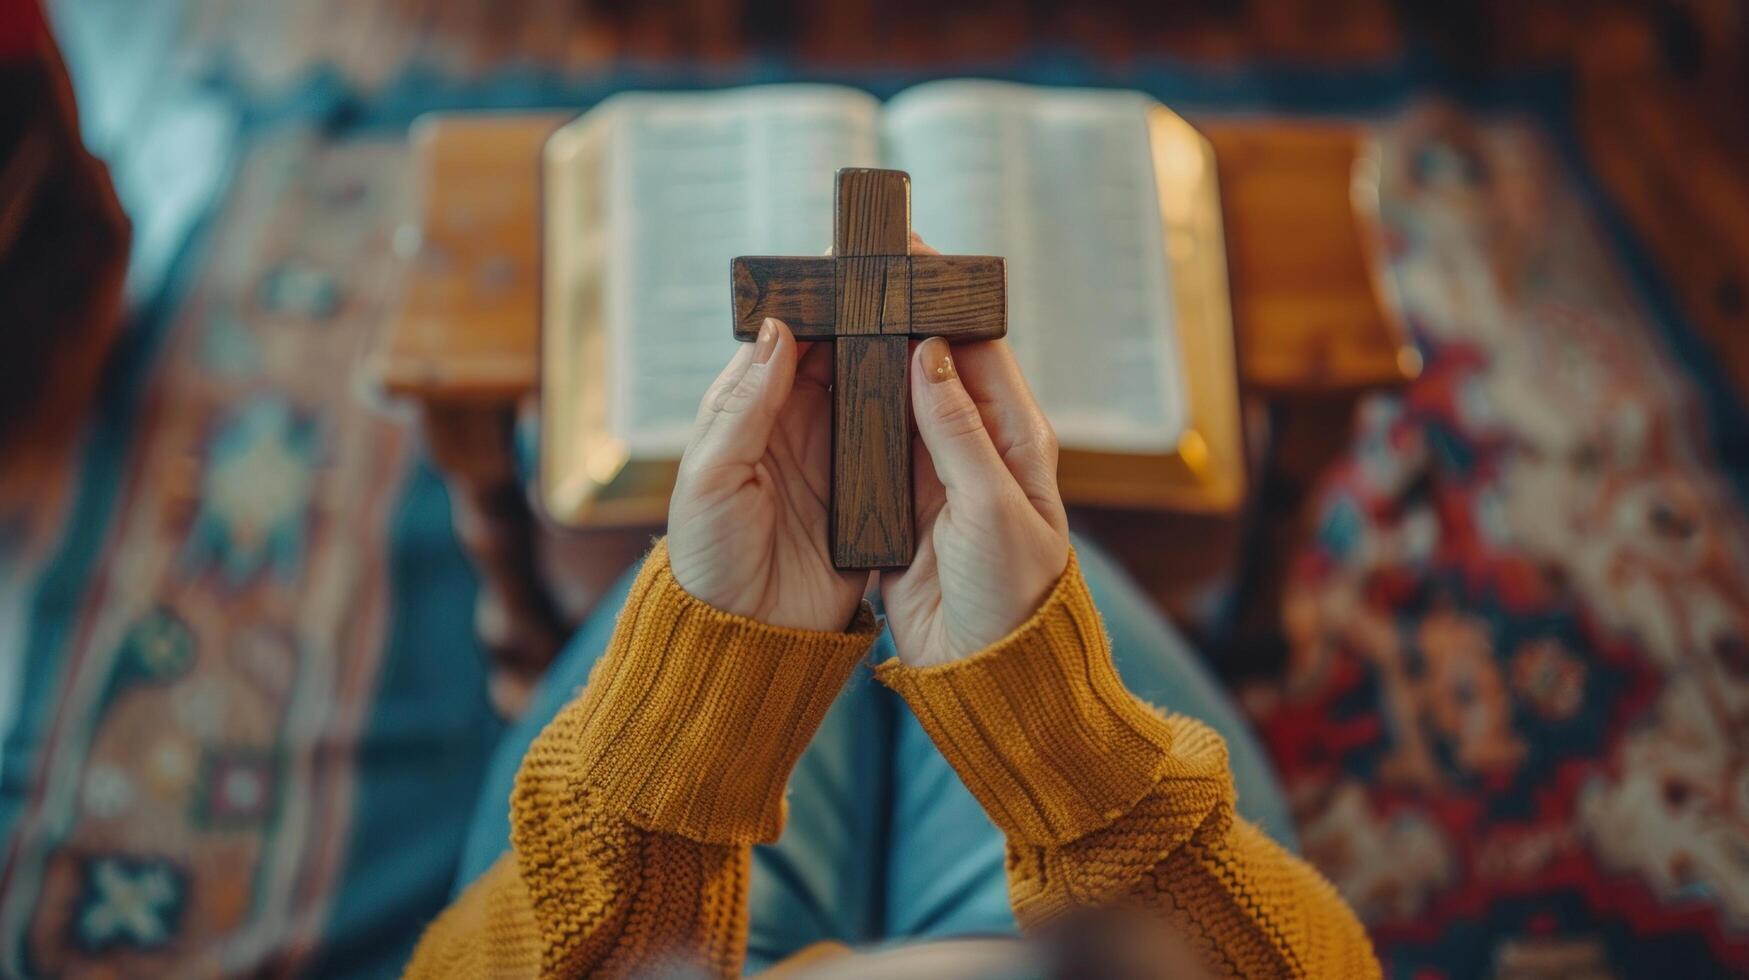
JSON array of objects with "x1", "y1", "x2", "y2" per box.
[
  {"x1": 0, "y1": 131, "x2": 417, "y2": 978},
  {"x1": 1247, "y1": 106, "x2": 1749, "y2": 979}
]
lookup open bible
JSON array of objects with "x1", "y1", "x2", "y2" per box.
[{"x1": 540, "y1": 80, "x2": 1241, "y2": 527}]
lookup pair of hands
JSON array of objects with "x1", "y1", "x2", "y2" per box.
[{"x1": 667, "y1": 240, "x2": 1069, "y2": 668}]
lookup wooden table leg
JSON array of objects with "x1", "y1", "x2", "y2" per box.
[
  {"x1": 1221, "y1": 393, "x2": 1366, "y2": 679},
  {"x1": 419, "y1": 402, "x2": 566, "y2": 718}
]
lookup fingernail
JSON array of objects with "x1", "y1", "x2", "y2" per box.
[
  {"x1": 920, "y1": 337, "x2": 954, "y2": 383},
  {"x1": 754, "y1": 317, "x2": 778, "y2": 364}
]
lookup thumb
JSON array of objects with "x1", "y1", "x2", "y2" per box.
[
  {"x1": 688, "y1": 317, "x2": 797, "y2": 468},
  {"x1": 911, "y1": 337, "x2": 1009, "y2": 500}
]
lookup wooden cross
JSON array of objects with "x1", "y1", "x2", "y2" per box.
[{"x1": 731, "y1": 168, "x2": 1008, "y2": 569}]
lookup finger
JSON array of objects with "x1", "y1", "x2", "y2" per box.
[
  {"x1": 947, "y1": 339, "x2": 1063, "y2": 526},
  {"x1": 908, "y1": 235, "x2": 1040, "y2": 464},
  {"x1": 772, "y1": 340, "x2": 837, "y2": 500},
  {"x1": 910, "y1": 336, "x2": 1014, "y2": 503},
  {"x1": 794, "y1": 340, "x2": 834, "y2": 392},
  {"x1": 879, "y1": 433, "x2": 944, "y2": 600},
  {"x1": 692, "y1": 341, "x2": 754, "y2": 432},
  {"x1": 687, "y1": 317, "x2": 798, "y2": 468},
  {"x1": 950, "y1": 341, "x2": 1050, "y2": 460},
  {"x1": 910, "y1": 430, "x2": 948, "y2": 531},
  {"x1": 773, "y1": 340, "x2": 833, "y2": 450},
  {"x1": 909, "y1": 236, "x2": 1058, "y2": 522}
]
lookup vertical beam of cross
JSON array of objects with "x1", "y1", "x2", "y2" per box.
[
  {"x1": 730, "y1": 168, "x2": 1007, "y2": 569},
  {"x1": 830, "y1": 170, "x2": 914, "y2": 568}
]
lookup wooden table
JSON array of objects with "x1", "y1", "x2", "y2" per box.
[
  {"x1": 370, "y1": 111, "x2": 1415, "y2": 715},
  {"x1": 1201, "y1": 120, "x2": 1421, "y2": 676},
  {"x1": 372, "y1": 113, "x2": 570, "y2": 713}
]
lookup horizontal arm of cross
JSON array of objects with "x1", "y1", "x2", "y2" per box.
[{"x1": 731, "y1": 254, "x2": 1007, "y2": 342}]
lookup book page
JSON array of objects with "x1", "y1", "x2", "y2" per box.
[
  {"x1": 599, "y1": 86, "x2": 881, "y2": 453},
  {"x1": 883, "y1": 81, "x2": 1186, "y2": 453}
]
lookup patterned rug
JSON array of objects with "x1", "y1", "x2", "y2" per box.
[
  {"x1": 0, "y1": 128, "x2": 502, "y2": 978},
  {"x1": 2, "y1": 60, "x2": 1746, "y2": 980},
  {"x1": 1246, "y1": 106, "x2": 1749, "y2": 977}
]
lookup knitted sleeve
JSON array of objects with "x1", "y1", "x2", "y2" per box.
[
  {"x1": 876, "y1": 550, "x2": 1380, "y2": 979},
  {"x1": 404, "y1": 539, "x2": 879, "y2": 979}
]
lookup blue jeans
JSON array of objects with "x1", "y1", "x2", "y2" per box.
[{"x1": 454, "y1": 537, "x2": 1295, "y2": 970}]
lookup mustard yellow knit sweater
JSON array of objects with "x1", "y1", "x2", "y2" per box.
[{"x1": 405, "y1": 541, "x2": 1378, "y2": 978}]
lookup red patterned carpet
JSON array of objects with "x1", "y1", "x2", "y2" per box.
[{"x1": 1247, "y1": 107, "x2": 1749, "y2": 977}]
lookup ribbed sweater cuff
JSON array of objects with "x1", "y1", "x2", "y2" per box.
[
  {"x1": 570, "y1": 539, "x2": 879, "y2": 845},
  {"x1": 875, "y1": 550, "x2": 1177, "y2": 846}
]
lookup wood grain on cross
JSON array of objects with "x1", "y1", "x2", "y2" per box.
[{"x1": 731, "y1": 168, "x2": 1007, "y2": 569}]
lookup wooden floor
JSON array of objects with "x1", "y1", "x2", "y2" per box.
[{"x1": 141, "y1": 0, "x2": 1749, "y2": 404}]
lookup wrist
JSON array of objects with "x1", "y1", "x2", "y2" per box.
[
  {"x1": 667, "y1": 523, "x2": 866, "y2": 633},
  {"x1": 930, "y1": 533, "x2": 1070, "y2": 664},
  {"x1": 876, "y1": 550, "x2": 1184, "y2": 845},
  {"x1": 552, "y1": 538, "x2": 880, "y2": 843}
]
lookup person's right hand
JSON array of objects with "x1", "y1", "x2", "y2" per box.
[{"x1": 666, "y1": 317, "x2": 872, "y2": 632}]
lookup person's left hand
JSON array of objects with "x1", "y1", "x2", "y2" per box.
[{"x1": 879, "y1": 240, "x2": 1071, "y2": 667}]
